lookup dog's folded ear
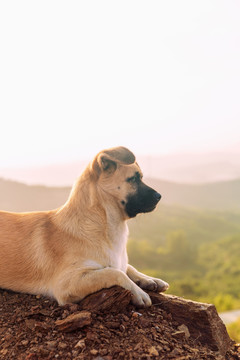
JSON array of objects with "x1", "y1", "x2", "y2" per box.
[
  {"x1": 102, "y1": 147, "x2": 136, "y2": 165},
  {"x1": 98, "y1": 154, "x2": 117, "y2": 174},
  {"x1": 91, "y1": 147, "x2": 135, "y2": 177}
]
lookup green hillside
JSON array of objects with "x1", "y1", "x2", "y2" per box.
[
  {"x1": 129, "y1": 205, "x2": 240, "y2": 247},
  {"x1": 128, "y1": 206, "x2": 240, "y2": 311}
]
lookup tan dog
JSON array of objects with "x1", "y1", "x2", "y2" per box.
[{"x1": 0, "y1": 147, "x2": 168, "y2": 307}]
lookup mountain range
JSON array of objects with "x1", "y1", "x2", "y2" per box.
[
  {"x1": 1, "y1": 176, "x2": 240, "y2": 212},
  {"x1": 1, "y1": 151, "x2": 240, "y2": 186}
]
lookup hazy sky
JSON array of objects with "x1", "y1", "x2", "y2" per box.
[{"x1": 0, "y1": 0, "x2": 240, "y2": 168}]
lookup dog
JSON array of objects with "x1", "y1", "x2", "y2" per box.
[{"x1": 0, "y1": 146, "x2": 169, "y2": 307}]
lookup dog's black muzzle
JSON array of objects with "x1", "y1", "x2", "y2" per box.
[{"x1": 125, "y1": 182, "x2": 161, "y2": 218}]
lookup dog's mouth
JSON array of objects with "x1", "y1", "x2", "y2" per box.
[
  {"x1": 125, "y1": 197, "x2": 160, "y2": 218},
  {"x1": 142, "y1": 204, "x2": 157, "y2": 213}
]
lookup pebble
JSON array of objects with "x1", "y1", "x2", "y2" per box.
[
  {"x1": 75, "y1": 339, "x2": 85, "y2": 349},
  {"x1": 121, "y1": 314, "x2": 129, "y2": 321},
  {"x1": 90, "y1": 349, "x2": 98, "y2": 355},
  {"x1": 178, "y1": 324, "x2": 190, "y2": 339},
  {"x1": 46, "y1": 340, "x2": 57, "y2": 350},
  {"x1": 99, "y1": 348, "x2": 108, "y2": 356},
  {"x1": 148, "y1": 346, "x2": 159, "y2": 356},
  {"x1": 132, "y1": 311, "x2": 142, "y2": 318},
  {"x1": 21, "y1": 340, "x2": 29, "y2": 346},
  {"x1": 120, "y1": 324, "x2": 125, "y2": 332}
]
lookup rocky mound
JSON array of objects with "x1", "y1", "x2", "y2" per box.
[{"x1": 0, "y1": 286, "x2": 239, "y2": 360}]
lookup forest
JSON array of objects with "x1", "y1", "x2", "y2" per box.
[{"x1": 128, "y1": 204, "x2": 240, "y2": 312}]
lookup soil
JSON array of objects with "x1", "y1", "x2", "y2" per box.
[{"x1": 0, "y1": 287, "x2": 239, "y2": 360}]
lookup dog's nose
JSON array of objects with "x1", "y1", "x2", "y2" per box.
[{"x1": 155, "y1": 192, "x2": 161, "y2": 201}]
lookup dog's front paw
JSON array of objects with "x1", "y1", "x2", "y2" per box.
[
  {"x1": 130, "y1": 284, "x2": 152, "y2": 307},
  {"x1": 152, "y1": 278, "x2": 169, "y2": 292},
  {"x1": 136, "y1": 277, "x2": 169, "y2": 293}
]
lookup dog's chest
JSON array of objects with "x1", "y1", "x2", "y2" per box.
[{"x1": 107, "y1": 222, "x2": 128, "y2": 272}]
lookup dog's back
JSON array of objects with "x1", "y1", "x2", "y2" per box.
[{"x1": 0, "y1": 210, "x2": 56, "y2": 295}]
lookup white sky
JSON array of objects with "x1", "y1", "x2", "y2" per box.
[{"x1": 0, "y1": 0, "x2": 240, "y2": 168}]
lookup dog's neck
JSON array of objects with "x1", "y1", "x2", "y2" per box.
[{"x1": 55, "y1": 173, "x2": 127, "y2": 244}]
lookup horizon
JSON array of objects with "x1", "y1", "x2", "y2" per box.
[{"x1": 1, "y1": 148, "x2": 240, "y2": 186}]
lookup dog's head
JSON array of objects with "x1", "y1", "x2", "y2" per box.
[{"x1": 91, "y1": 146, "x2": 161, "y2": 218}]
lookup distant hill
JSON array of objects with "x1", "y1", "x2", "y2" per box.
[
  {"x1": 147, "y1": 178, "x2": 240, "y2": 210},
  {"x1": 1, "y1": 177, "x2": 240, "y2": 212},
  {"x1": 0, "y1": 178, "x2": 70, "y2": 212},
  {"x1": 1, "y1": 151, "x2": 240, "y2": 186}
]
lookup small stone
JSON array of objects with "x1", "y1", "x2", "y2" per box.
[
  {"x1": 5, "y1": 333, "x2": 13, "y2": 341},
  {"x1": 75, "y1": 339, "x2": 85, "y2": 349},
  {"x1": 58, "y1": 342, "x2": 68, "y2": 349},
  {"x1": 122, "y1": 314, "x2": 129, "y2": 321},
  {"x1": 178, "y1": 324, "x2": 190, "y2": 339},
  {"x1": 120, "y1": 324, "x2": 125, "y2": 332},
  {"x1": 132, "y1": 312, "x2": 142, "y2": 318},
  {"x1": 46, "y1": 341, "x2": 57, "y2": 350},
  {"x1": 0, "y1": 349, "x2": 8, "y2": 356},
  {"x1": 21, "y1": 340, "x2": 29, "y2": 346},
  {"x1": 99, "y1": 348, "x2": 108, "y2": 356},
  {"x1": 149, "y1": 313, "x2": 156, "y2": 317},
  {"x1": 55, "y1": 311, "x2": 91, "y2": 332},
  {"x1": 172, "y1": 330, "x2": 186, "y2": 339},
  {"x1": 90, "y1": 349, "x2": 98, "y2": 355},
  {"x1": 148, "y1": 346, "x2": 159, "y2": 356}
]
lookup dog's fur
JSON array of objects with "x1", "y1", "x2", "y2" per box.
[{"x1": 0, "y1": 147, "x2": 168, "y2": 307}]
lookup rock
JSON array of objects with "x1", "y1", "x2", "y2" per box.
[
  {"x1": 149, "y1": 292, "x2": 233, "y2": 356},
  {"x1": 21, "y1": 340, "x2": 29, "y2": 346},
  {"x1": 78, "y1": 285, "x2": 132, "y2": 312},
  {"x1": 148, "y1": 346, "x2": 159, "y2": 356},
  {"x1": 55, "y1": 311, "x2": 91, "y2": 332},
  {"x1": 172, "y1": 330, "x2": 186, "y2": 339},
  {"x1": 90, "y1": 349, "x2": 98, "y2": 355},
  {"x1": 46, "y1": 340, "x2": 57, "y2": 350},
  {"x1": 58, "y1": 342, "x2": 68, "y2": 349},
  {"x1": 178, "y1": 324, "x2": 190, "y2": 339},
  {"x1": 75, "y1": 339, "x2": 86, "y2": 349},
  {"x1": 0, "y1": 286, "x2": 238, "y2": 359}
]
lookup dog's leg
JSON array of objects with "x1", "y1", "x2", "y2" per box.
[
  {"x1": 127, "y1": 264, "x2": 169, "y2": 292},
  {"x1": 53, "y1": 267, "x2": 152, "y2": 307}
]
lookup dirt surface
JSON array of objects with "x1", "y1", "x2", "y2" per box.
[{"x1": 0, "y1": 287, "x2": 239, "y2": 360}]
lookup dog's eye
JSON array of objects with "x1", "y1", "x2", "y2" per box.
[
  {"x1": 127, "y1": 176, "x2": 137, "y2": 184},
  {"x1": 127, "y1": 172, "x2": 141, "y2": 184}
]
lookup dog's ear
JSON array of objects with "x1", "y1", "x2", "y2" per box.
[
  {"x1": 103, "y1": 147, "x2": 135, "y2": 165},
  {"x1": 98, "y1": 154, "x2": 117, "y2": 173},
  {"x1": 91, "y1": 153, "x2": 117, "y2": 177},
  {"x1": 91, "y1": 147, "x2": 135, "y2": 177}
]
